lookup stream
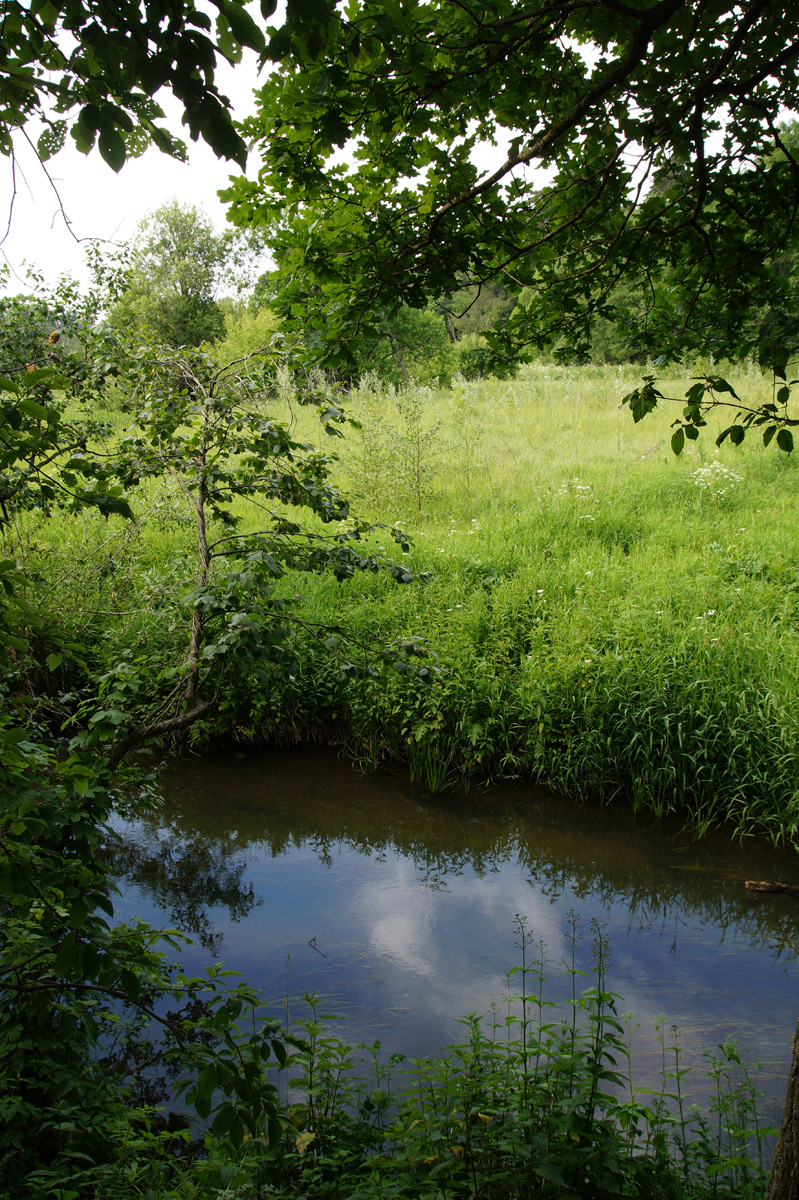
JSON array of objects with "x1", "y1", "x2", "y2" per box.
[{"x1": 109, "y1": 746, "x2": 799, "y2": 1117}]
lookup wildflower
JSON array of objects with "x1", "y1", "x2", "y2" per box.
[{"x1": 692, "y1": 459, "x2": 743, "y2": 500}]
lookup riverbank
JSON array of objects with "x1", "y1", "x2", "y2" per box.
[{"x1": 12, "y1": 362, "x2": 799, "y2": 844}]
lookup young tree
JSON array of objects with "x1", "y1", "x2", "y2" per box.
[
  {"x1": 114, "y1": 201, "x2": 232, "y2": 346},
  {"x1": 87, "y1": 339, "x2": 426, "y2": 769}
]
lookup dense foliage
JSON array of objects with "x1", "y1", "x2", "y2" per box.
[
  {"x1": 197, "y1": 920, "x2": 773, "y2": 1200},
  {"x1": 226, "y1": 0, "x2": 799, "y2": 374},
  {"x1": 0, "y1": 0, "x2": 272, "y2": 168}
]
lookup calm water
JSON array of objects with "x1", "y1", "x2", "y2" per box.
[{"x1": 109, "y1": 747, "x2": 799, "y2": 1113}]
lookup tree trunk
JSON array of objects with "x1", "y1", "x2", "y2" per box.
[{"x1": 767, "y1": 1017, "x2": 799, "y2": 1200}]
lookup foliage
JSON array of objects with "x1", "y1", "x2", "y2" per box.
[
  {"x1": 114, "y1": 202, "x2": 234, "y2": 348},
  {"x1": 170, "y1": 916, "x2": 772, "y2": 1200},
  {"x1": 342, "y1": 304, "x2": 459, "y2": 386},
  {"x1": 76, "y1": 339, "x2": 429, "y2": 768},
  {"x1": 624, "y1": 350, "x2": 799, "y2": 457},
  {"x1": 0, "y1": 262, "x2": 134, "y2": 528},
  {"x1": 215, "y1": 300, "x2": 281, "y2": 364},
  {"x1": 0, "y1": 0, "x2": 274, "y2": 169},
  {"x1": 225, "y1": 0, "x2": 799, "y2": 375},
  {"x1": 0, "y1": 711, "x2": 295, "y2": 1196},
  {"x1": 349, "y1": 377, "x2": 443, "y2": 512}
]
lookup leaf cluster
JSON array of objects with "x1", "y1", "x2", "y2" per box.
[
  {"x1": 0, "y1": 730, "x2": 295, "y2": 1191},
  {"x1": 225, "y1": 0, "x2": 799, "y2": 367},
  {"x1": 624, "y1": 343, "x2": 799, "y2": 457},
  {"x1": 0, "y1": 0, "x2": 276, "y2": 169}
]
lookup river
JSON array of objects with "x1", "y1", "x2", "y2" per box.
[{"x1": 108, "y1": 746, "x2": 799, "y2": 1117}]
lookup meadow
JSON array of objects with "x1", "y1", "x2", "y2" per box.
[
  {"x1": 11, "y1": 360, "x2": 799, "y2": 845},
  {"x1": 5, "y1": 357, "x2": 798, "y2": 1197}
]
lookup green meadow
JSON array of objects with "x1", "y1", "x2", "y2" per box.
[{"x1": 15, "y1": 361, "x2": 799, "y2": 844}]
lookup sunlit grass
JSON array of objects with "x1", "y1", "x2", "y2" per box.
[{"x1": 18, "y1": 361, "x2": 799, "y2": 843}]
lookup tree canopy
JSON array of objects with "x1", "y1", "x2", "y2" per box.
[
  {"x1": 114, "y1": 201, "x2": 230, "y2": 346},
  {"x1": 224, "y1": 0, "x2": 799, "y2": 372},
  {"x1": 0, "y1": 0, "x2": 275, "y2": 170}
]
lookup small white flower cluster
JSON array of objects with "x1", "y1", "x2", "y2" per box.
[
  {"x1": 557, "y1": 477, "x2": 594, "y2": 500},
  {"x1": 692, "y1": 459, "x2": 743, "y2": 500}
]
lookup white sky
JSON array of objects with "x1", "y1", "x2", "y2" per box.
[{"x1": 0, "y1": 53, "x2": 266, "y2": 295}]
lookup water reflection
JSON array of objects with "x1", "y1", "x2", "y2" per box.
[
  {"x1": 109, "y1": 748, "x2": 799, "y2": 1107},
  {"x1": 103, "y1": 829, "x2": 261, "y2": 952}
]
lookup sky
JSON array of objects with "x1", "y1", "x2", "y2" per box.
[{"x1": 0, "y1": 53, "x2": 265, "y2": 296}]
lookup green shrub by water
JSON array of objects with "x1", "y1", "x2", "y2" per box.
[
  {"x1": 9, "y1": 362, "x2": 799, "y2": 844},
  {"x1": 244, "y1": 918, "x2": 772, "y2": 1200},
  {"x1": 76, "y1": 918, "x2": 779, "y2": 1200},
  {"x1": 15, "y1": 918, "x2": 773, "y2": 1199}
]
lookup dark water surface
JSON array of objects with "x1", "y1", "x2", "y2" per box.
[{"x1": 110, "y1": 747, "x2": 799, "y2": 1113}]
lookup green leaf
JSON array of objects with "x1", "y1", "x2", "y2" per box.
[
  {"x1": 267, "y1": 1111, "x2": 283, "y2": 1144},
  {"x1": 53, "y1": 932, "x2": 80, "y2": 977},
  {"x1": 217, "y1": 0, "x2": 266, "y2": 52},
  {"x1": 18, "y1": 398, "x2": 50, "y2": 421},
  {"x1": 98, "y1": 127, "x2": 126, "y2": 172},
  {"x1": 763, "y1": 424, "x2": 777, "y2": 447},
  {"x1": 777, "y1": 428, "x2": 794, "y2": 453},
  {"x1": 119, "y1": 968, "x2": 141, "y2": 1001},
  {"x1": 20, "y1": 368, "x2": 69, "y2": 391},
  {"x1": 197, "y1": 1063, "x2": 218, "y2": 1101},
  {"x1": 211, "y1": 1103, "x2": 237, "y2": 1136},
  {"x1": 728, "y1": 426, "x2": 745, "y2": 446},
  {"x1": 229, "y1": 1114, "x2": 246, "y2": 1148},
  {"x1": 202, "y1": 116, "x2": 247, "y2": 168},
  {"x1": 670, "y1": 427, "x2": 684, "y2": 456}
]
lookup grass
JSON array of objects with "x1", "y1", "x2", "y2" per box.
[
  {"x1": 244, "y1": 362, "x2": 799, "y2": 843},
  {"x1": 7, "y1": 361, "x2": 799, "y2": 844}
]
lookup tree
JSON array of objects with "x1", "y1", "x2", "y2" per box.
[
  {"x1": 224, "y1": 0, "x2": 799, "y2": 377},
  {"x1": 84, "y1": 339, "x2": 428, "y2": 769},
  {"x1": 0, "y1": 0, "x2": 275, "y2": 170},
  {"x1": 114, "y1": 201, "x2": 231, "y2": 347},
  {"x1": 221, "y1": 6, "x2": 799, "y2": 1194}
]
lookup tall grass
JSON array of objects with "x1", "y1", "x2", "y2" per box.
[{"x1": 12, "y1": 362, "x2": 799, "y2": 844}]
